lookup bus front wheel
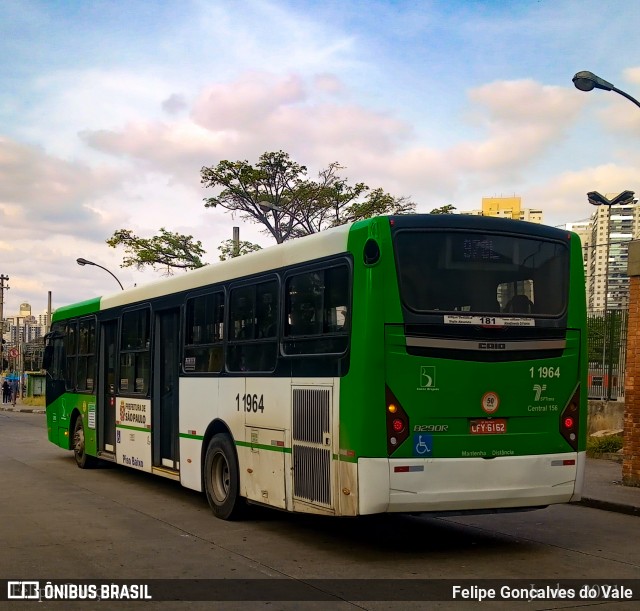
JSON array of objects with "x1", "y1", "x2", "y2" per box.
[
  {"x1": 73, "y1": 416, "x2": 97, "y2": 469},
  {"x1": 204, "y1": 434, "x2": 243, "y2": 520}
]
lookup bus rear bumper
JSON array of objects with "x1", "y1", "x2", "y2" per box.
[{"x1": 358, "y1": 452, "x2": 585, "y2": 515}]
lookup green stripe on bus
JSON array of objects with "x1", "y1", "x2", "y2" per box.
[
  {"x1": 336, "y1": 454, "x2": 358, "y2": 463},
  {"x1": 179, "y1": 432, "x2": 204, "y2": 440}
]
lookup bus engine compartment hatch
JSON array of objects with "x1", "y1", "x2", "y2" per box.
[{"x1": 292, "y1": 386, "x2": 333, "y2": 509}]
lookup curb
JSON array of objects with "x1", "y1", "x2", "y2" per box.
[
  {"x1": 575, "y1": 498, "x2": 640, "y2": 517},
  {"x1": 0, "y1": 406, "x2": 45, "y2": 414}
]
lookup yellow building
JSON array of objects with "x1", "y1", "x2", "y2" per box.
[{"x1": 481, "y1": 196, "x2": 543, "y2": 223}]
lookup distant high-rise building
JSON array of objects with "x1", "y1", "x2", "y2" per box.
[
  {"x1": 3, "y1": 302, "x2": 47, "y2": 349},
  {"x1": 565, "y1": 219, "x2": 591, "y2": 290},
  {"x1": 585, "y1": 194, "x2": 640, "y2": 311}
]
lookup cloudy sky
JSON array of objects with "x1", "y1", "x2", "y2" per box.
[{"x1": 1, "y1": 0, "x2": 639, "y2": 316}]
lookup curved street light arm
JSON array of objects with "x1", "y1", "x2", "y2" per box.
[
  {"x1": 76, "y1": 258, "x2": 124, "y2": 290},
  {"x1": 612, "y1": 86, "x2": 640, "y2": 110},
  {"x1": 93, "y1": 263, "x2": 124, "y2": 290}
]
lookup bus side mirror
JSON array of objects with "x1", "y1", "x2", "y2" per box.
[{"x1": 42, "y1": 345, "x2": 53, "y2": 371}]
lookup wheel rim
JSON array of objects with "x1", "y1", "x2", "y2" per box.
[
  {"x1": 74, "y1": 423, "x2": 85, "y2": 459},
  {"x1": 211, "y1": 450, "x2": 230, "y2": 503}
]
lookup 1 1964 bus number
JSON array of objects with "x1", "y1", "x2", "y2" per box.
[
  {"x1": 530, "y1": 366, "x2": 561, "y2": 378},
  {"x1": 236, "y1": 393, "x2": 265, "y2": 413}
]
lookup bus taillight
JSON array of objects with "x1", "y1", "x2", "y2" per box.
[
  {"x1": 386, "y1": 385, "x2": 409, "y2": 455},
  {"x1": 560, "y1": 386, "x2": 580, "y2": 451},
  {"x1": 392, "y1": 418, "x2": 404, "y2": 432}
]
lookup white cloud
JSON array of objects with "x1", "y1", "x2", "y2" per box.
[
  {"x1": 526, "y1": 163, "x2": 640, "y2": 225},
  {"x1": 623, "y1": 67, "x2": 640, "y2": 85},
  {"x1": 192, "y1": 73, "x2": 308, "y2": 131},
  {"x1": 452, "y1": 80, "x2": 584, "y2": 176},
  {"x1": 0, "y1": 136, "x2": 121, "y2": 239}
]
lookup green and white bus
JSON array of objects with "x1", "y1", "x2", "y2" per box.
[{"x1": 44, "y1": 214, "x2": 587, "y2": 520}]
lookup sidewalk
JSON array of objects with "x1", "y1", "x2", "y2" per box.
[
  {"x1": 0, "y1": 395, "x2": 45, "y2": 414},
  {"x1": 2, "y1": 400, "x2": 639, "y2": 516},
  {"x1": 578, "y1": 457, "x2": 640, "y2": 516}
]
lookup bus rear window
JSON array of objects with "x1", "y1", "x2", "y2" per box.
[{"x1": 395, "y1": 230, "x2": 569, "y2": 316}]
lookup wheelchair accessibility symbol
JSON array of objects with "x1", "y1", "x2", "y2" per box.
[{"x1": 413, "y1": 434, "x2": 433, "y2": 457}]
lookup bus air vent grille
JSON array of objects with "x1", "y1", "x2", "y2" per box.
[{"x1": 292, "y1": 387, "x2": 332, "y2": 507}]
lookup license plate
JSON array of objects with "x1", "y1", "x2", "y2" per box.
[{"x1": 470, "y1": 418, "x2": 507, "y2": 434}]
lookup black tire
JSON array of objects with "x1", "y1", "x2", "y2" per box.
[
  {"x1": 73, "y1": 416, "x2": 98, "y2": 469},
  {"x1": 203, "y1": 434, "x2": 244, "y2": 520}
]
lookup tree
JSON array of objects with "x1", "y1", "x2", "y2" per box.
[
  {"x1": 201, "y1": 151, "x2": 415, "y2": 243},
  {"x1": 109, "y1": 151, "x2": 416, "y2": 273},
  {"x1": 106, "y1": 227, "x2": 206, "y2": 273},
  {"x1": 217, "y1": 239, "x2": 262, "y2": 261},
  {"x1": 429, "y1": 204, "x2": 456, "y2": 214}
]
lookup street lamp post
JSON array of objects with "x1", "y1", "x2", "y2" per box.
[
  {"x1": 76, "y1": 258, "x2": 124, "y2": 290},
  {"x1": 587, "y1": 191, "x2": 636, "y2": 400}
]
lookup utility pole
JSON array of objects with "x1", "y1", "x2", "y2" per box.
[
  {"x1": 233, "y1": 226, "x2": 240, "y2": 258},
  {"x1": 0, "y1": 275, "x2": 9, "y2": 374}
]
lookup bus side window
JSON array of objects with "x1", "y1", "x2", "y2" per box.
[
  {"x1": 119, "y1": 308, "x2": 150, "y2": 394},
  {"x1": 284, "y1": 264, "x2": 350, "y2": 355},
  {"x1": 64, "y1": 321, "x2": 78, "y2": 391},
  {"x1": 76, "y1": 317, "x2": 96, "y2": 392},
  {"x1": 184, "y1": 292, "x2": 224, "y2": 373},
  {"x1": 227, "y1": 279, "x2": 278, "y2": 372},
  {"x1": 324, "y1": 266, "x2": 349, "y2": 333}
]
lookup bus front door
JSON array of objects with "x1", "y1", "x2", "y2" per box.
[
  {"x1": 153, "y1": 309, "x2": 180, "y2": 471},
  {"x1": 99, "y1": 320, "x2": 117, "y2": 455}
]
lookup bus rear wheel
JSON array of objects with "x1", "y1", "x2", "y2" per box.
[
  {"x1": 204, "y1": 434, "x2": 244, "y2": 520},
  {"x1": 73, "y1": 416, "x2": 97, "y2": 469}
]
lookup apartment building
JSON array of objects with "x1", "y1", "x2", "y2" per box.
[
  {"x1": 584, "y1": 196, "x2": 640, "y2": 311},
  {"x1": 461, "y1": 196, "x2": 544, "y2": 223}
]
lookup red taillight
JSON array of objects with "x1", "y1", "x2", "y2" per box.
[
  {"x1": 560, "y1": 386, "x2": 580, "y2": 451},
  {"x1": 386, "y1": 385, "x2": 409, "y2": 455}
]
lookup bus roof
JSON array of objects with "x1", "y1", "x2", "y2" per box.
[
  {"x1": 52, "y1": 214, "x2": 574, "y2": 322},
  {"x1": 53, "y1": 222, "x2": 353, "y2": 321},
  {"x1": 52, "y1": 297, "x2": 101, "y2": 323}
]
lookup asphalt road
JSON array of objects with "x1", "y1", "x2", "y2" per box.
[{"x1": 1, "y1": 410, "x2": 639, "y2": 610}]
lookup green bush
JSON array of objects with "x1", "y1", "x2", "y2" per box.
[{"x1": 587, "y1": 435, "x2": 623, "y2": 457}]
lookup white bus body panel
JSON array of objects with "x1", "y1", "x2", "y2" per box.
[
  {"x1": 358, "y1": 452, "x2": 585, "y2": 514},
  {"x1": 178, "y1": 376, "x2": 344, "y2": 515}
]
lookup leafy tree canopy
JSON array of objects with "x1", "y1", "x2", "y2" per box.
[
  {"x1": 109, "y1": 151, "x2": 415, "y2": 272},
  {"x1": 106, "y1": 228, "x2": 206, "y2": 273},
  {"x1": 217, "y1": 239, "x2": 262, "y2": 261},
  {"x1": 201, "y1": 151, "x2": 416, "y2": 243},
  {"x1": 429, "y1": 204, "x2": 457, "y2": 214}
]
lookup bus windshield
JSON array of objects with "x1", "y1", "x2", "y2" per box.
[{"x1": 395, "y1": 230, "x2": 569, "y2": 316}]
